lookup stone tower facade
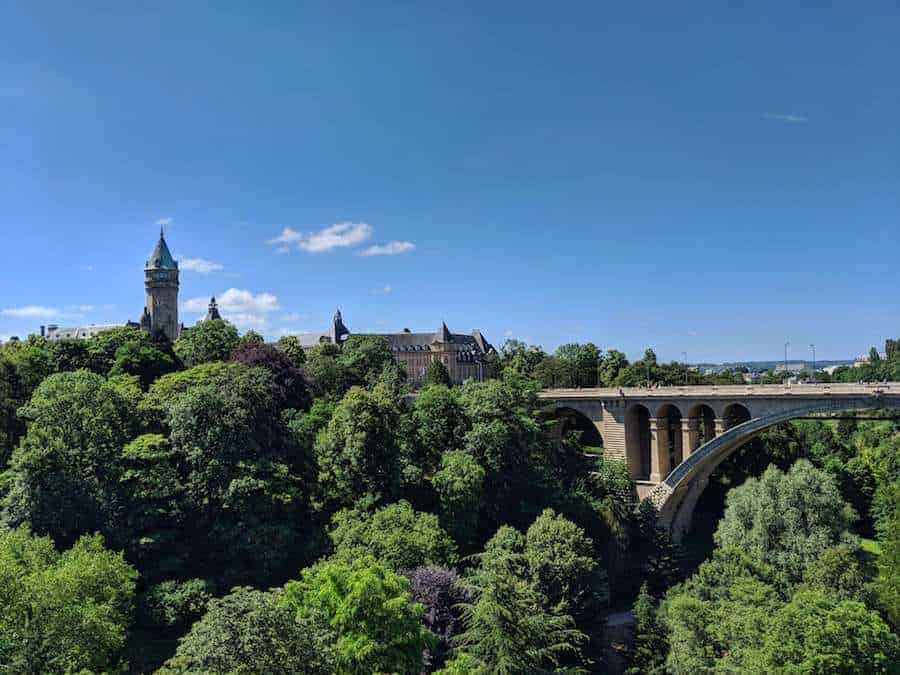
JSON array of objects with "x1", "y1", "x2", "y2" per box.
[{"x1": 143, "y1": 228, "x2": 180, "y2": 342}]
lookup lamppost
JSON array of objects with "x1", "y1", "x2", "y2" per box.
[
  {"x1": 682, "y1": 351, "x2": 688, "y2": 385},
  {"x1": 784, "y1": 341, "x2": 790, "y2": 382},
  {"x1": 810, "y1": 344, "x2": 816, "y2": 380}
]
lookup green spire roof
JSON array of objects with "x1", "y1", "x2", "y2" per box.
[{"x1": 146, "y1": 228, "x2": 178, "y2": 269}]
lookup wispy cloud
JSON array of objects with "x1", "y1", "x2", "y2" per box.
[
  {"x1": 372, "y1": 285, "x2": 393, "y2": 295},
  {"x1": 180, "y1": 257, "x2": 224, "y2": 274},
  {"x1": 268, "y1": 222, "x2": 373, "y2": 253},
  {"x1": 1, "y1": 305, "x2": 72, "y2": 318},
  {"x1": 69, "y1": 304, "x2": 115, "y2": 312},
  {"x1": 183, "y1": 288, "x2": 279, "y2": 330},
  {"x1": 155, "y1": 217, "x2": 173, "y2": 226},
  {"x1": 359, "y1": 241, "x2": 416, "y2": 257},
  {"x1": 762, "y1": 112, "x2": 808, "y2": 123}
]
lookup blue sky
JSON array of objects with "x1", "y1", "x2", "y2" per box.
[{"x1": 2, "y1": 2, "x2": 898, "y2": 362}]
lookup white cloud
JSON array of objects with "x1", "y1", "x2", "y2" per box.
[
  {"x1": 1, "y1": 305, "x2": 67, "y2": 318},
  {"x1": 268, "y1": 222, "x2": 373, "y2": 253},
  {"x1": 359, "y1": 241, "x2": 416, "y2": 257},
  {"x1": 183, "y1": 288, "x2": 279, "y2": 330},
  {"x1": 156, "y1": 217, "x2": 173, "y2": 226},
  {"x1": 180, "y1": 257, "x2": 225, "y2": 274},
  {"x1": 372, "y1": 285, "x2": 393, "y2": 295},
  {"x1": 69, "y1": 304, "x2": 115, "y2": 312},
  {"x1": 762, "y1": 113, "x2": 808, "y2": 123}
]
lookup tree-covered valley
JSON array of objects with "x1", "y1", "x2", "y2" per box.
[{"x1": 0, "y1": 323, "x2": 897, "y2": 673}]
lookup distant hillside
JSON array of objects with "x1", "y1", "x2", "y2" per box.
[{"x1": 694, "y1": 359, "x2": 855, "y2": 373}]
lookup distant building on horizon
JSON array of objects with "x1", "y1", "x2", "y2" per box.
[
  {"x1": 774, "y1": 362, "x2": 808, "y2": 374},
  {"x1": 290, "y1": 309, "x2": 496, "y2": 386}
]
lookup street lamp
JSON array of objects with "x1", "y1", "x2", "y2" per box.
[
  {"x1": 784, "y1": 342, "x2": 790, "y2": 381},
  {"x1": 810, "y1": 344, "x2": 816, "y2": 379}
]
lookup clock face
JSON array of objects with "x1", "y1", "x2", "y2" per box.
[{"x1": 152, "y1": 271, "x2": 168, "y2": 281}]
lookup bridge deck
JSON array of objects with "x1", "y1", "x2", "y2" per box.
[{"x1": 540, "y1": 382, "x2": 900, "y2": 399}]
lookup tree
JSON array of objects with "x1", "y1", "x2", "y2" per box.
[
  {"x1": 626, "y1": 583, "x2": 666, "y2": 675},
  {"x1": 304, "y1": 342, "x2": 354, "y2": 401},
  {"x1": 47, "y1": 338, "x2": 93, "y2": 372},
  {"x1": 554, "y1": 342, "x2": 601, "y2": 387},
  {"x1": 314, "y1": 385, "x2": 403, "y2": 507},
  {"x1": 802, "y1": 544, "x2": 869, "y2": 602},
  {"x1": 0, "y1": 355, "x2": 25, "y2": 466},
  {"x1": 1, "y1": 370, "x2": 140, "y2": 548},
  {"x1": 338, "y1": 334, "x2": 397, "y2": 386},
  {"x1": 714, "y1": 460, "x2": 857, "y2": 583},
  {"x1": 230, "y1": 340, "x2": 309, "y2": 409},
  {"x1": 524, "y1": 508, "x2": 603, "y2": 615},
  {"x1": 173, "y1": 318, "x2": 240, "y2": 367},
  {"x1": 140, "y1": 361, "x2": 246, "y2": 428},
  {"x1": 453, "y1": 526, "x2": 587, "y2": 673},
  {"x1": 165, "y1": 368, "x2": 314, "y2": 585},
  {"x1": 749, "y1": 589, "x2": 899, "y2": 673},
  {"x1": 433, "y1": 451, "x2": 485, "y2": 547},
  {"x1": 424, "y1": 358, "x2": 453, "y2": 387},
  {"x1": 276, "y1": 334, "x2": 307, "y2": 367},
  {"x1": 161, "y1": 587, "x2": 335, "y2": 675},
  {"x1": 237, "y1": 329, "x2": 265, "y2": 348},
  {"x1": 109, "y1": 340, "x2": 177, "y2": 388},
  {"x1": 328, "y1": 500, "x2": 458, "y2": 571},
  {"x1": 411, "y1": 384, "x2": 468, "y2": 474},
  {"x1": 598, "y1": 349, "x2": 628, "y2": 387},
  {"x1": 0, "y1": 527, "x2": 137, "y2": 673},
  {"x1": 282, "y1": 556, "x2": 435, "y2": 674},
  {"x1": 87, "y1": 325, "x2": 157, "y2": 373}
]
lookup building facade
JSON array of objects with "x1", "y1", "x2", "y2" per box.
[{"x1": 292, "y1": 311, "x2": 495, "y2": 386}]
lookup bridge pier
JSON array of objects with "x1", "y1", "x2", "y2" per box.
[
  {"x1": 681, "y1": 417, "x2": 700, "y2": 457},
  {"x1": 714, "y1": 417, "x2": 726, "y2": 436},
  {"x1": 649, "y1": 417, "x2": 671, "y2": 482}
]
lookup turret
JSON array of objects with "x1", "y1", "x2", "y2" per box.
[{"x1": 144, "y1": 228, "x2": 180, "y2": 342}]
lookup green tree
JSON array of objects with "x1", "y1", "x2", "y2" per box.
[
  {"x1": 554, "y1": 342, "x2": 601, "y2": 387},
  {"x1": 87, "y1": 325, "x2": 157, "y2": 373},
  {"x1": 1, "y1": 369, "x2": 140, "y2": 548},
  {"x1": 424, "y1": 358, "x2": 453, "y2": 387},
  {"x1": 47, "y1": 338, "x2": 93, "y2": 372},
  {"x1": 109, "y1": 340, "x2": 177, "y2": 388},
  {"x1": 0, "y1": 355, "x2": 25, "y2": 466},
  {"x1": 0, "y1": 527, "x2": 137, "y2": 673},
  {"x1": 237, "y1": 329, "x2": 265, "y2": 348},
  {"x1": 338, "y1": 334, "x2": 397, "y2": 385},
  {"x1": 304, "y1": 342, "x2": 354, "y2": 401},
  {"x1": 283, "y1": 556, "x2": 434, "y2": 674},
  {"x1": 411, "y1": 384, "x2": 468, "y2": 474},
  {"x1": 525, "y1": 508, "x2": 604, "y2": 614},
  {"x1": 714, "y1": 460, "x2": 857, "y2": 583},
  {"x1": 328, "y1": 500, "x2": 458, "y2": 570},
  {"x1": 453, "y1": 526, "x2": 587, "y2": 673},
  {"x1": 433, "y1": 451, "x2": 485, "y2": 547},
  {"x1": 314, "y1": 385, "x2": 403, "y2": 507},
  {"x1": 173, "y1": 318, "x2": 240, "y2": 367},
  {"x1": 140, "y1": 361, "x2": 246, "y2": 428},
  {"x1": 276, "y1": 334, "x2": 307, "y2": 366},
  {"x1": 626, "y1": 583, "x2": 666, "y2": 675},
  {"x1": 598, "y1": 349, "x2": 629, "y2": 386},
  {"x1": 749, "y1": 589, "x2": 899, "y2": 673},
  {"x1": 161, "y1": 587, "x2": 335, "y2": 675}
]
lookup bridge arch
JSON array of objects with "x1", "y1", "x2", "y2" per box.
[
  {"x1": 655, "y1": 403, "x2": 684, "y2": 470},
  {"x1": 652, "y1": 396, "x2": 900, "y2": 542},
  {"x1": 687, "y1": 403, "x2": 716, "y2": 446},
  {"x1": 723, "y1": 402, "x2": 751, "y2": 429},
  {"x1": 626, "y1": 404, "x2": 652, "y2": 480},
  {"x1": 555, "y1": 406, "x2": 604, "y2": 448}
]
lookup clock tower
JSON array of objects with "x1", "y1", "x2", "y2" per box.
[{"x1": 144, "y1": 228, "x2": 180, "y2": 342}]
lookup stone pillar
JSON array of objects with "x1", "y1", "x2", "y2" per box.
[
  {"x1": 714, "y1": 418, "x2": 726, "y2": 437},
  {"x1": 682, "y1": 417, "x2": 700, "y2": 457},
  {"x1": 649, "y1": 417, "x2": 671, "y2": 482}
]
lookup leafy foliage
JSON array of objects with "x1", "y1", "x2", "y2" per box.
[
  {"x1": 328, "y1": 500, "x2": 458, "y2": 570},
  {"x1": 0, "y1": 527, "x2": 137, "y2": 673},
  {"x1": 161, "y1": 587, "x2": 335, "y2": 674},
  {"x1": 283, "y1": 556, "x2": 435, "y2": 674},
  {"x1": 173, "y1": 318, "x2": 240, "y2": 366}
]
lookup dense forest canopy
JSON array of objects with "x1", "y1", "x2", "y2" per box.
[{"x1": 0, "y1": 324, "x2": 897, "y2": 672}]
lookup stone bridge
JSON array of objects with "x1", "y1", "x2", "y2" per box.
[{"x1": 540, "y1": 383, "x2": 900, "y2": 541}]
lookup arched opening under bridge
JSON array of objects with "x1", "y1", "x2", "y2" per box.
[{"x1": 626, "y1": 404, "x2": 652, "y2": 480}]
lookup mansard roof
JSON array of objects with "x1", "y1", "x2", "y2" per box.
[{"x1": 146, "y1": 229, "x2": 178, "y2": 270}]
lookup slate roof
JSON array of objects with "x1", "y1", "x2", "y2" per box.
[{"x1": 146, "y1": 229, "x2": 178, "y2": 270}]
